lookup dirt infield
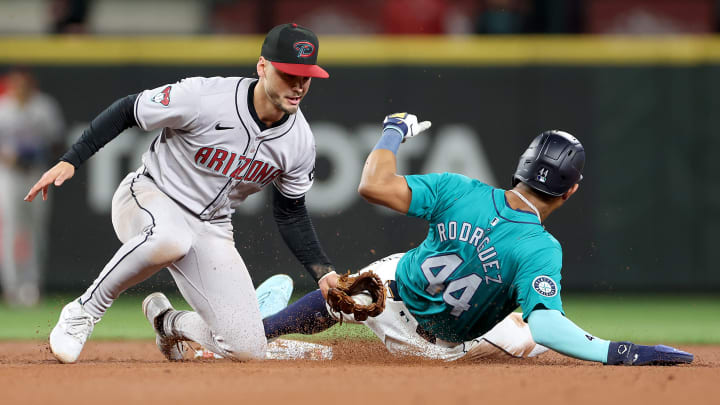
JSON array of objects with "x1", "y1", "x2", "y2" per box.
[{"x1": 1, "y1": 341, "x2": 717, "y2": 405}]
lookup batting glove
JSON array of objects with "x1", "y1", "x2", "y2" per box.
[
  {"x1": 606, "y1": 341, "x2": 693, "y2": 366},
  {"x1": 383, "y1": 113, "x2": 432, "y2": 141}
]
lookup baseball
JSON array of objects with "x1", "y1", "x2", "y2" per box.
[{"x1": 352, "y1": 291, "x2": 373, "y2": 306}]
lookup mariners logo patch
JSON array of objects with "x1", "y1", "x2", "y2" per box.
[
  {"x1": 536, "y1": 167, "x2": 549, "y2": 183},
  {"x1": 293, "y1": 41, "x2": 315, "y2": 58},
  {"x1": 152, "y1": 86, "x2": 172, "y2": 106},
  {"x1": 532, "y1": 276, "x2": 557, "y2": 297}
]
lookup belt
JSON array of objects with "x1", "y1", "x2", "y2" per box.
[{"x1": 387, "y1": 280, "x2": 402, "y2": 301}]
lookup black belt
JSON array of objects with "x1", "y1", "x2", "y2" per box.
[{"x1": 387, "y1": 280, "x2": 402, "y2": 301}]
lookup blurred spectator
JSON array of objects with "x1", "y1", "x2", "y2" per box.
[
  {"x1": 271, "y1": 0, "x2": 380, "y2": 35},
  {"x1": 529, "y1": 0, "x2": 583, "y2": 33},
  {"x1": 0, "y1": 69, "x2": 65, "y2": 307},
  {"x1": 0, "y1": 0, "x2": 715, "y2": 36},
  {"x1": 50, "y1": 0, "x2": 90, "y2": 34},
  {"x1": 586, "y1": 0, "x2": 715, "y2": 34},
  {"x1": 210, "y1": 0, "x2": 265, "y2": 34},
  {"x1": 382, "y1": 0, "x2": 449, "y2": 34},
  {"x1": 475, "y1": 0, "x2": 531, "y2": 34}
]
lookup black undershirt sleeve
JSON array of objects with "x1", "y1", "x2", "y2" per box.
[
  {"x1": 272, "y1": 186, "x2": 335, "y2": 282},
  {"x1": 60, "y1": 94, "x2": 139, "y2": 168}
]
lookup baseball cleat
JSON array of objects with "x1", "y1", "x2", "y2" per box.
[
  {"x1": 194, "y1": 347, "x2": 224, "y2": 360},
  {"x1": 256, "y1": 274, "x2": 293, "y2": 319},
  {"x1": 142, "y1": 292, "x2": 185, "y2": 361},
  {"x1": 49, "y1": 299, "x2": 99, "y2": 364}
]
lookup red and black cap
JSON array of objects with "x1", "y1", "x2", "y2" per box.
[{"x1": 261, "y1": 23, "x2": 329, "y2": 79}]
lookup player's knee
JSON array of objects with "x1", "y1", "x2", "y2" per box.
[
  {"x1": 214, "y1": 334, "x2": 267, "y2": 361},
  {"x1": 147, "y1": 230, "x2": 193, "y2": 265}
]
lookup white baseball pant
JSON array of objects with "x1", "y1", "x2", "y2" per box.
[
  {"x1": 0, "y1": 165, "x2": 49, "y2": 306},
  {"x1": 327, "y1": 253, "x2": 548, "y2": 361},
  {"x1": 78, "y1": 169, "x2": 266, "y2": 360}
]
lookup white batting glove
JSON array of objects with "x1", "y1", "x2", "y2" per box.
[{"x1": 382, "y1": 113, "x2": 432, "y2": 141}]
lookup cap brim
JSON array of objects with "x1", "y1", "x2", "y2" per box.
[{"x1": 270, "y1": 61, "x2": 329, "y2": 79}]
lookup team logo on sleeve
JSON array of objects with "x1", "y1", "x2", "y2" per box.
[
  {"x1": 532, "y1": 276, "x2": 557, "y2": 297},
  {"x1": 151, "y1": 86, "x2": 172, "y2": 106}
]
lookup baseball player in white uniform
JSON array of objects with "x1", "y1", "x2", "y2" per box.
[
  {"x1": 25, "y1": 23, "x2": 341, "y2": 363},
  {"x1": 0, "y1": 68, "x2": 65, "y2": 307},
  {"x1": 262, "y1": 254, "x2": 547, "y2": 362}
]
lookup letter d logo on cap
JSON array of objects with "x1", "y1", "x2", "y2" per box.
[{"x1": 294, "y1": 41, "x2": 315, "y2": 58}]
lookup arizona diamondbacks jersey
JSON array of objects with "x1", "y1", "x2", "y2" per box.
[
  {"x1": 395, "y1": 173, "x2": 564, "y2": 342},
  {"x1": 133, "y1": 77, "x2": 315, "y2": 220}
]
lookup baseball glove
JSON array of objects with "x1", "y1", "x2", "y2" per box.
[{"x1": 326, "y1": 271, "x2": 386, "y2": 322}]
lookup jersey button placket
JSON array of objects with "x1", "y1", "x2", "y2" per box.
[
  {"x1": 247, "y1": 137, "x2": 257, "y2": 154},
  {"x1": 252, "y1": 128, "x2": 272, "y2": 153}
]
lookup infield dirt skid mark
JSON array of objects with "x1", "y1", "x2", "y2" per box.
[{"x1": 0, "y1": 341, "x2": 716, "y2": 405}]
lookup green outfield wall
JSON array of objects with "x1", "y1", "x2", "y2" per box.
[{"x1": 1, "y1": 36, "x2": 718, "y2": 292}]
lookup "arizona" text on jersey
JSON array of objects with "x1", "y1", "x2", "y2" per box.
[{"x1": 194, "y1": 147, "x2": 283, "y2": 185}]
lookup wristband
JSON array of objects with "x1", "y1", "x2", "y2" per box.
[
  {"x1": 318, "y1": 271, "x2": 337, "y2": 284},
  {"x1": 372, "y1": 128, "x2": 404, "y2": 154},
  {"x1": 606, "y1": 341, "x2": 634, "y2": 365}
]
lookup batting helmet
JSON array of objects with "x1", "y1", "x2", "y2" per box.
[{"x1": 512, "y1": 130, "x2": 585, "y2": 197}]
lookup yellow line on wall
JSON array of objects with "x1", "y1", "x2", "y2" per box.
[{"x1": 2, "y1": 35, "x2": 720, "y2": 65}]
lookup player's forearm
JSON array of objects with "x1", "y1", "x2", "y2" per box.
[
  {"x1": 358, "y1": 149, "x2": 399, "y2": 200},
  {"x1": 529, "y1": 309, "x2": 694, "y2": 366},
  {"x1": 272, "y1": 187, "x2": 335, "y2": 282},
  {"x1": 527, "y1": 309, "x2": 610, "y2": 363},
  {"x1": 61, "y1": 94, "x2": 139, "y2": 168}
]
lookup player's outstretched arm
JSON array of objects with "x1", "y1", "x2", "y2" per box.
[
  {"x1": 527, "y1": 309, "x2": 693, "y2": 365},
  {"x1": 24, "y1": 93, "x2": 139, "y2": 202},
  {"x1": 271, "y1": 187, "x2": 339, "y2": 297},
  {"x1": 358, "y1": 113, "x2": 431, "y2": 214}
]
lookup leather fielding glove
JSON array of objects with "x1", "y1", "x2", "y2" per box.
[{"x1": 326, "y1": 271, "x2": 386, "y2": 322}]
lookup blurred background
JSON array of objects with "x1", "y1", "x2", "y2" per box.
[{"x1": 0, "y1": 0, "x2": 719, "y2": 321}]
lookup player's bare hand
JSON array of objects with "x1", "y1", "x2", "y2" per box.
[
  {"x1": 318, "y1": 272, "x2": 340, "y2": 300},
  {"x1": 24, "y1": 161, "x2": 75, "y2": 202}
]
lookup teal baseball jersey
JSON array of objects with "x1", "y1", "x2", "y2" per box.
[{"x1": 395, "y1": 172, "x2": 565, "y2": 342}]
